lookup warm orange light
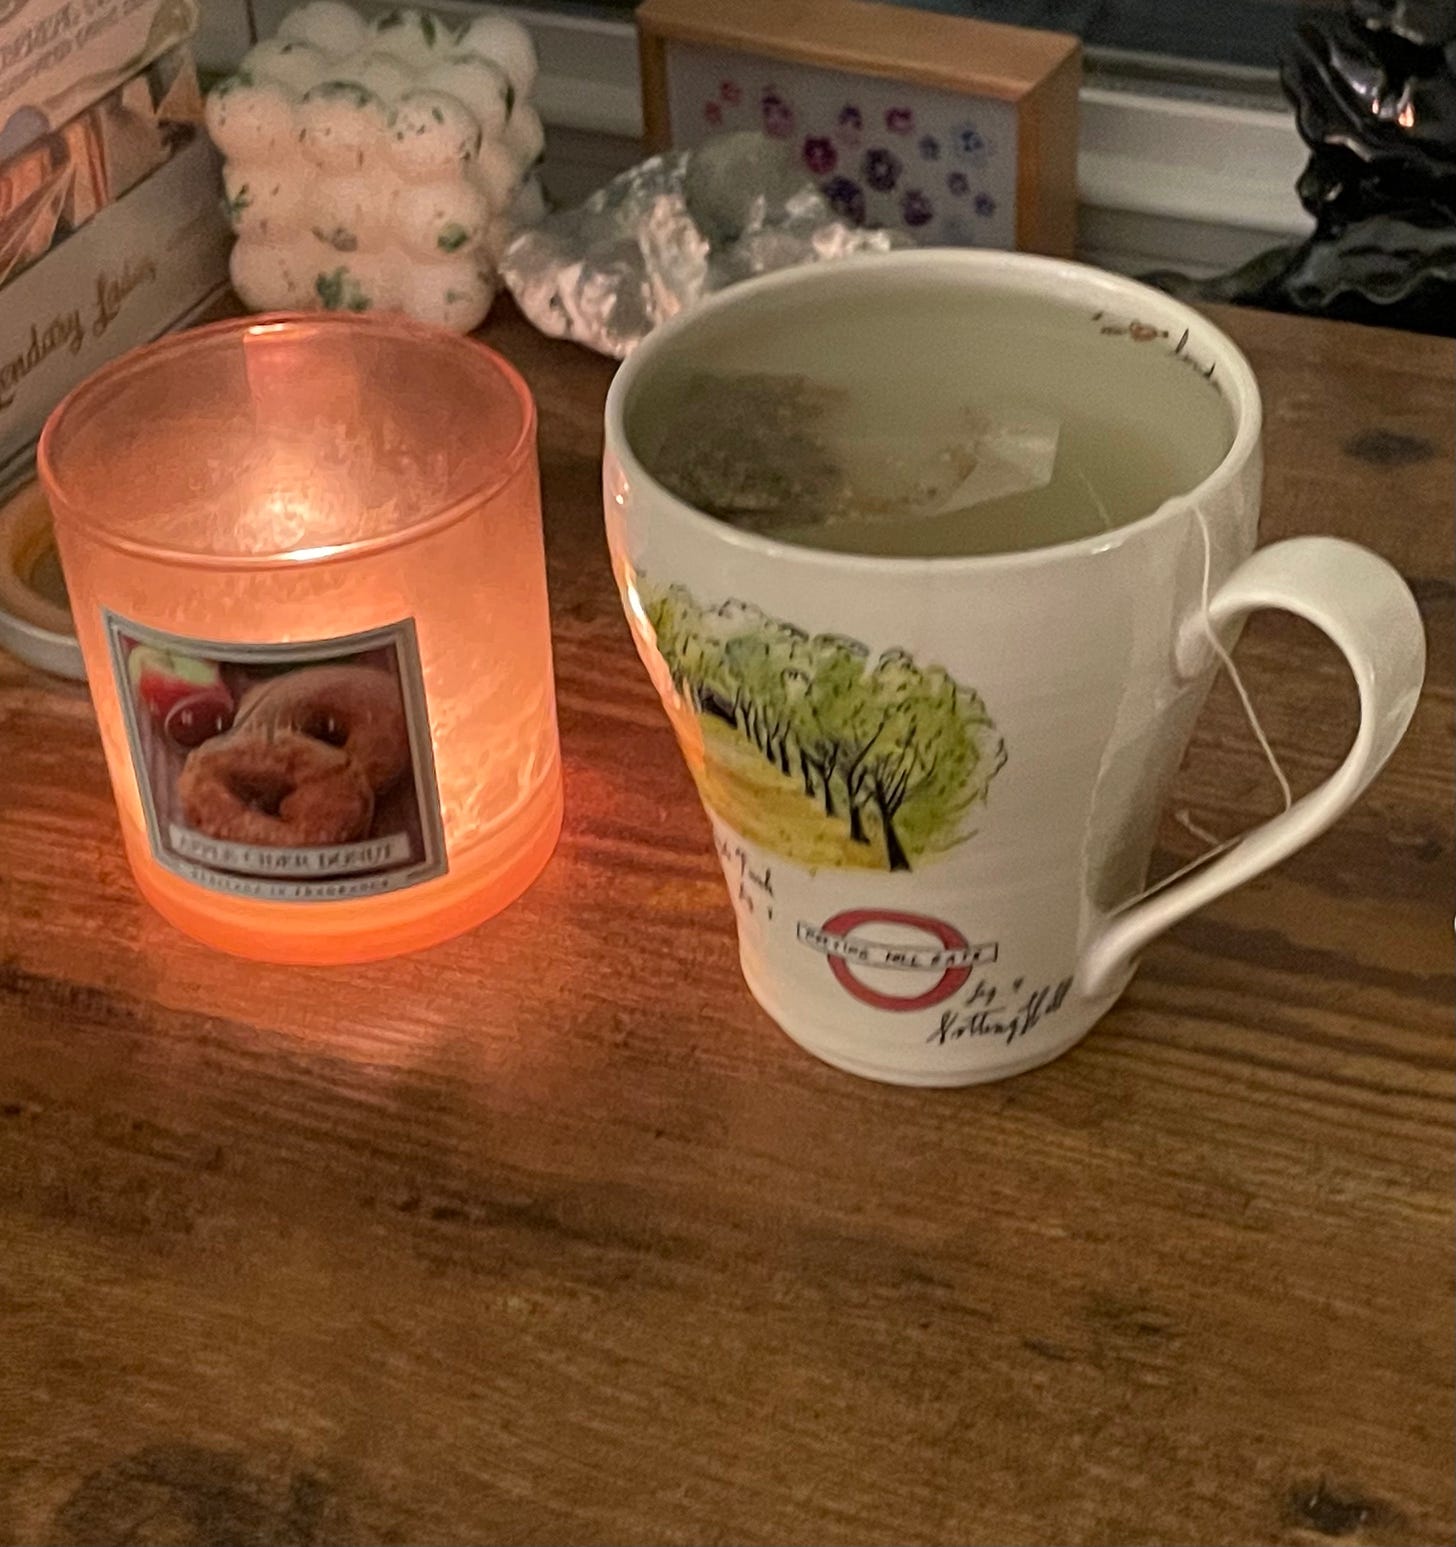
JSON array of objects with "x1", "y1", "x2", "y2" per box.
[{"x1": 38, "y1": 313, "x2": 562, "y2": 964}]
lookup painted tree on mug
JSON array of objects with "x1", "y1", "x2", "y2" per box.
[{"x1": 642, "y1": 582, "x2": 1005, "y2": 870}]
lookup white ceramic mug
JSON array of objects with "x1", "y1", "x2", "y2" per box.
[{"x1": 603, "y1": 251, "x2": 1425, "y2": 1085}]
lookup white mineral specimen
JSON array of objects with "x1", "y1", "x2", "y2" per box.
[
  {"x1": 206, "y1": 3, "x2": 543, "y2": 332},
  {"x1": 502, "y1": 133, "x2": 908, "y2": 359}
]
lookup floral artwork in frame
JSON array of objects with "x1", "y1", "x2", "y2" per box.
[{"x1": 637, "y1": 0, "x2": 1080, "y2": 256}]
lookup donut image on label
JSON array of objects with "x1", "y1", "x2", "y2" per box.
[{"x1": 105, "y1": 614, "x2": 447, "y2": 902}]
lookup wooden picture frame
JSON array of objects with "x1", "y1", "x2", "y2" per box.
[{"x1": 637, "y1": 0, "x2": 1081, "y2": 257}]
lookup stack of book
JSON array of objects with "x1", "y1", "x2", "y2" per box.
[{"x1": 0, "y1": 0, "x2": 231, "y2": 478}]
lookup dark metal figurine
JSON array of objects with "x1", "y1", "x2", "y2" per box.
[{"x1": 1146, "y1": 1, "x2": 1456, "y2": 334}]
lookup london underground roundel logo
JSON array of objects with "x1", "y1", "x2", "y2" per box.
[{"x1": 797, "y1": 909, "x2": 998, "y2": 1012}]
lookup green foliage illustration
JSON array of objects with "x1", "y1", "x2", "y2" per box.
[{"x1": 642, "y1": 582, "x2": 1006, "y2": 871}]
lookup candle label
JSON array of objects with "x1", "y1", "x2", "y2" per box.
[{"x1": 103, "y1": 612, "x2": 448, "y2": 902}]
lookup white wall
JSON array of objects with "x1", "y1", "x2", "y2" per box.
[{"x1": 193, "y1": 0, "x2": 255, "y2": 74}]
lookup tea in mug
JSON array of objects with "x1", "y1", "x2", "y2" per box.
[{"x1": 631, "y1": 287, "x2": 1236, "y2": 558}]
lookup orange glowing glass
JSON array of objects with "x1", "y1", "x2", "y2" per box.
[{"x1": 38, "y1": 313, "x2": 562, "y2": 964}]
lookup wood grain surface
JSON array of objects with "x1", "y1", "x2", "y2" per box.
[{"x1": 0, "y1": 301, "x2": 1451, "y2": 1547}]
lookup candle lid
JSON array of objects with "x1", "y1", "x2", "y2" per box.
[{"x1": 0, "y1": 477, "x2": 85, "y2": 680}]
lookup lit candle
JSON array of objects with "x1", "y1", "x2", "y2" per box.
[{"x1": 38, "y1": 313, "x2": 562, "y2": 963}]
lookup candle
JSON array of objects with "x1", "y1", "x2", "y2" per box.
[{"x1": 38, "y1": 313, "x2": 562, "y2": 963}]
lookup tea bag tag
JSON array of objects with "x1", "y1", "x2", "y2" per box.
[
  {"x1": 928, "y1": 408, "x2": 1061, "y2": 516},
  {"x1": 827, "y1": 404, "x2": 1061, "y2": 525}
]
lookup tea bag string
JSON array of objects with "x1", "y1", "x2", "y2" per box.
[
  {"x1": 1124, "y1": 506, "x2": 1294, "y2": 908},
  {"x1": 1196, "y1": 503, "x2": 1294, "y2": 813}
]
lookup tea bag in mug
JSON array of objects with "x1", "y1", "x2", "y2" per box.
[{"x1": 648, "y1": 371, "x2": 1059, "y2": 535}]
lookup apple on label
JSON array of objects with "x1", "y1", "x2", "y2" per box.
[
  {"x1": 127, "y1": 646, "x2": 235, "y2": 745},
  {"x1": 165, "y1": 692, "x2": 237, "y2": 748}
]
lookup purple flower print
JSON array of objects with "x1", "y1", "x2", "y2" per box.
[
  {"x1": 720, "y1": 79, "x2": 741, "y2": 105},
  {"x1": 835, "y1": 103, "x2": 863, "y2": 145},
  {"x1": 917, "y1": 134, "x2": 940, "y2": 160},
  {"x1": 901, "y1": 187, "x2": 934, "y2": 226},
  {"x1": 946, "y1": 170, "x2": 969, "y2": 196},
  {"x1": 862, "y1": 146, "x2": 902, "y2": 192},
  {"x1": 761, "y1": 89, "x2": 794, "y2": 138},
  {"x1": 704, "y1": 99, "x2": 723, "y2": 126},
  {"x1": 802, "y1": 135, "x2": 837, "y2": 175},
  {"x1": 952, "y1": 121, "x2": 989, "y2": 163},
  {"x1": 823, "y1": 176, "x2": 866, "y2": 224},
  {"x1": 885, "y1": 106, "x2": 914, "y2": 135},
  {"x1": 974, "y1": 191, "x2": 997, "y2": 217}
]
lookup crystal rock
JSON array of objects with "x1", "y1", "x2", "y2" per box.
[{"x1": 501, "y1": 131, "x2": 908, "y2": 358}]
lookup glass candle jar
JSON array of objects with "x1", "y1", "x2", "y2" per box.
[{"x1": 38, "y1": 313, "x2": 562, "y2": 964}]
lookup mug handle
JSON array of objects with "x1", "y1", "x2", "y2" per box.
[{"x1": 1077, "y1": 536, "x2": 1426, "y2": 999}]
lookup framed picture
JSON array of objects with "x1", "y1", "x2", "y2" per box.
[{"x1": 637, "y1": 0, "x2": 1080, "y2": 257}]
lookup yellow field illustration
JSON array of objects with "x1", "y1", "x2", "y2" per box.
[{"x1": 640, "y1": 582, "x2": 1006, "y2": 872}]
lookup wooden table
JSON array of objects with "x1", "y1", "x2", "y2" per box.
[{"x1": 0, "y1": 302, "x2": 1450, "y2": 1547}]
